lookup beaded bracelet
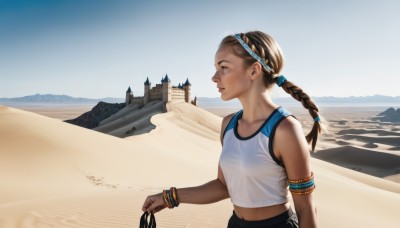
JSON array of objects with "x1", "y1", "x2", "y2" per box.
[
  {"x1": 288, "y1": 172, "x2": 315, "y2": 195},
  {"x1": 288, "y1": 172, "x2": 314, "y2": 184},
  {"x1": 289, "y1": 179, "x2": 315, "y2": 189},
  {"x1": 290, "y1": 185, "x2": 316, "y2": 195}
]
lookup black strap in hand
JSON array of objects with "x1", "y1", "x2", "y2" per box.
[{"x1": 140, "y1": 211, "x2": 156, "y2": 228}]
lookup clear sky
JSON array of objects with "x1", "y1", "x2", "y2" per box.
[{"x1": 1, "y1": 0, "x2": 399, "y2": 98}]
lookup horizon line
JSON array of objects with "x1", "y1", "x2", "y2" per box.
[{"x1": 1, "y1": 93, "x2": 400, "y2": 99}]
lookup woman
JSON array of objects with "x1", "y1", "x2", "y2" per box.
[{"x1": 142, "y1": 31, "x2": 322, "y2": 228}]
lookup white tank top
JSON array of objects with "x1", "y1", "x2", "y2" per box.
[{"x1": 219, "y1": 106, "x2": 292, "y2": 208}]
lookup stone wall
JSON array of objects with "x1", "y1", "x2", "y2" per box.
[
  {"x1": 149, "y1": 85, "x2": 163, "y2": 101},
  {"x1": 171, "y1": 88, "x2": 186, "y2": 102}
]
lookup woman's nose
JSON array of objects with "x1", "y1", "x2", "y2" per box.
[{"x1": 211, "y1": 72, "x2": 218, "y2": 83}]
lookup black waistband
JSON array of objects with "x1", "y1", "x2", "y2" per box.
[{"x1": 231, "y1": 208, "x2": 294, "y2": 226}]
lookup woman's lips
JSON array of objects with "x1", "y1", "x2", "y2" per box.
[{"x1": 218, "y1": 88, "x2": 225, "y2": 92}]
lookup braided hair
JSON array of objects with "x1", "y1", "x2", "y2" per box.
[{"x1": 219, "y1": 31, "x2": 323, "y2": 151}]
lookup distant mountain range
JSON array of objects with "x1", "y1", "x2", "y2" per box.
[
  {"x1": 308, "y1": 95, "x2": 400, "y2": 104},
  {"x1": 0, "y1": 94, "x2": 124, "y2": 104},
  {"x1": 199, "y1": 95, "x2": 400, "y2": 106},
  {"x1": 0, "y1": 94, "x2": 399, "y2": 106}
]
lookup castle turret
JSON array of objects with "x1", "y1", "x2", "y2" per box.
[
  {"x1": 126, "y1": 86, "x2": 133, "y2": 105},
  {"x1": 191, "y1": 96, "x2": 198, "y2": 106},
  {"x1": 183, "y1": 78, "x2": 191, "y2": 103},
  {"x1": 144, "y1": 77, "x2": 151, "y2": 104},
  {"x1": 162, "y1": 74, "x2": 172, "y2": 103}
]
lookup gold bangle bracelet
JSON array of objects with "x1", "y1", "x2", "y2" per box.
[
  {"x1": 163, "y1": 190, "x2": 172, "y2": 208},
  {"x1": 290, "y1": 185, "x2": 316, "y2": 195},
  {"x1": 171, "y1": 187, "x2": 177, "y2": 202},
  {"x1": 288, "y1": 172, "x2": 314, "y2": 184}
]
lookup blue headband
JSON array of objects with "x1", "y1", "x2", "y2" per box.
[
  {"x1": 234, "y1": 34, "x2": 272, "y2": 72},
  {"x1": 234, "y1": 33, "x2": 287, "y2": 87}
]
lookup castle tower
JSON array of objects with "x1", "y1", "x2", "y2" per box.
[
  {"x1": 144, "y1": 77, "x2": 151, "y2": 104},
  {"x1": 125, "y1": 86, "x2": 133, "y2": 105},
  {"x1": 162, "y1": 74, "x2": 172, "y2": 103},
  {"x1": 183, "y1": 78, "x2": 191, "y2": 103}
]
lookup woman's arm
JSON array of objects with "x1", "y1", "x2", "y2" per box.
[
  {"x1": 142, "y1": 167, "x2": 229, "y2": 213},
  {"x1": 177, "y1": 167, "x2": 229, "y2": 204},
  {"x1": 142, "y1": 114, "x2": 233, "y2": 213},
  {"x1": 274, "y1": 116, "x2": 318, "y2": 228}
]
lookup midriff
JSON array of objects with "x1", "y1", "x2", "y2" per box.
[{"x1": 233, "y1": 202, "x2": 290, "y2": 221}]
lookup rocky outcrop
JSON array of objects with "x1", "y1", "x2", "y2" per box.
[
  {"x1": 65, "y1": 102, "x2": 126, "y2": 129},
  {"x1": 373, "y1": 107, "x2": 400, "y2": 123}
]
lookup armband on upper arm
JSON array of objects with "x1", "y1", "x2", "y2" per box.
[{"x1": 288, "y1": 172, "x2": 315, "y2": 195}]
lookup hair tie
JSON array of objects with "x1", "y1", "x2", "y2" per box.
[
  {"x1": 234, "y1": 34, "x2": 272, "y2": 72},
  {"x1": 276, "y1": 75, "x2": 287, "y2": 87},
  {"x1": 314, "y1": 116, "x2": 321, "y2": 122}
]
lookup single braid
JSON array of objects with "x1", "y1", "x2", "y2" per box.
[{"x1": 279, "y1": 79, "x2": 322, "y2": 151}]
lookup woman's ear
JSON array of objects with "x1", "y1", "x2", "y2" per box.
[{"x1": 249, "y1": 62, "x2": 263, "y2": 80}]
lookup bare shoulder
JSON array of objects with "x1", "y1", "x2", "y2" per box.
[
  {"x1": 275, "y1": 116, "x2": 307, "y2": 153},
  {"x1": 220, "y1": 113, "x2": 236, "y2": 144},
  {"x1": 275, "y1": 116, "x2": 312, "y2": 179},
  {"x1": 275, "y1": 116, "x2": 303, "y2": 137}
]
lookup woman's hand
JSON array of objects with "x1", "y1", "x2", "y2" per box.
[{"x1": 142, "y1": 193, "x2": 167, "y2": 213}]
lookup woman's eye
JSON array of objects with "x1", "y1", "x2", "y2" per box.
[{"x1": 221, "y1": 66, "x2": 227, "y2": 69}]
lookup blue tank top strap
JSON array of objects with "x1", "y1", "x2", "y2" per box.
[
  {"x1": 222, "y1": 110, "x2": 243, "y2": 138},
  {"x1": 260, "y1": 106, "x2": 292, "y2": 138},
  {"x1": 263, "y1": 106, "x2": 294, "y2": 167}
]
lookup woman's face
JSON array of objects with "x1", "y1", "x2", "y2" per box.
[{"x1": 212, "y1": 47, "x2": 252, "y2": 101}]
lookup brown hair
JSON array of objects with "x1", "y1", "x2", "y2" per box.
[{"x1": 219, "y1": 31, "x2": 323, "y2": 151}]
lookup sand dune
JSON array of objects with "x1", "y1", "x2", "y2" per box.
[
  {"x1": 338, "y1": 134, "x2": 400, "y2": 147},
  {"x1": 1, "y1": 104, "x2": 400, "y2": 227},
  {"x1": 337, "y1": 128, "x2": 400, "y2": 136},
  {"x1": 354, "y1": 120, "x2": 400, "y2": 126},
  {"x1": 312, "y1": 145, "x2": 400, "y2": 178},
  {"x1": 98, "y1": 103, "x2": 141, "y2": 126},
  {"x1": 2, "y1": 104, "x2": 94, "y2": 121},
  {"x1": 94, "y1": 101, "x2": 165, "y2": 137}
]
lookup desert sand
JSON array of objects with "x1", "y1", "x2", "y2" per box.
[
  {"x1": 6, "y1": 104, "x2": 94, "y2": 121},
  {"x1": 1, "y1": 102, "x2": 400, "y2": 227}
]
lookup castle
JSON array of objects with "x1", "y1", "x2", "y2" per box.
[{"x1": 125, "y1": 74, "x2": 198, "y2": 106}]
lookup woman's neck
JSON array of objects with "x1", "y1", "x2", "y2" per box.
[{"x1": 238, "y1": 90, "x2": 277, "y2": 123}]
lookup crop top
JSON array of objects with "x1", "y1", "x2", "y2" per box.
[{"x1": 219, "y1": 106, "x2": 292, "y2": 208}]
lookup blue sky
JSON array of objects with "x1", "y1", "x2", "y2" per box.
[{"x1": 1, "y1": 0, "x2": 399, "y2": 98}]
